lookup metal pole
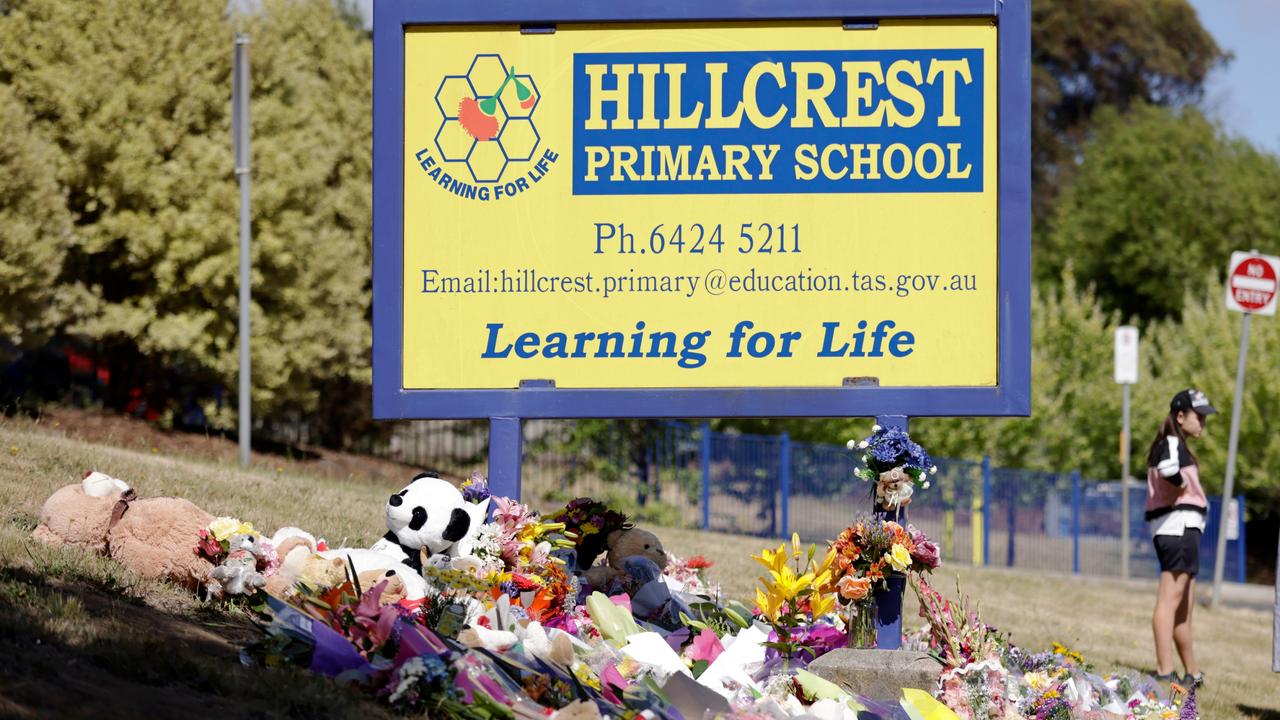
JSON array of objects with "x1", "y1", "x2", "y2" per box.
[
  {"x1": 1121, "y1": 382, "x2": 1131, "y2": 579},
  {"x1": 1273, "y1": 527, "x2": 1279, "y2": 672},
  {"x1": 873, "y1": 415, "x2": 907, "y2": 650},
  {"x1": 700, "y1": 422, "x2": 711, "y2": 531},
  {"x1": 779, "y1": 432, "x2": 791, "y2": 539},
  {"x1": 1071, "y1": 470, "x2": 1081, "y2": 575},
  {"x1": 233, "y1": 34, "x2": 251, "y2": 468},
  {"x1": 488, "y1": 417, "x2": 522, "y2": 500},
  {"x1": 1212, "y1": 310, "x2": 1251, "y2": 608}
]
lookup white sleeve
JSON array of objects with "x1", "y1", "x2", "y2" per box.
[{"x1": 1156, "y1": 436, "x2": 1181, "y2": 478}]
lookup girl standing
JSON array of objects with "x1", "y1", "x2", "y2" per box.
[{"x1": 1146, "y1": 388, "x2": 1216, "y2": 687}]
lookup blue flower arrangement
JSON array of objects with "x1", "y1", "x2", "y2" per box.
[{"x1": 847, "y1": 424, "x2": 937, "y2": 489}]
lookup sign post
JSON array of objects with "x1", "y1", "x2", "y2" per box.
[
  {"x1": 1114, "y1": 325, "x2": 1138, "y2": 579},
  {"x1": 1213, "y1": 250, "x2": 1279, "y2": 608}
]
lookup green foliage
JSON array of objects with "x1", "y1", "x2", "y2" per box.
[
  {"x1": 1041, "y1": 104, "x2": 1280, "y2": 319},
  {"x1": 1029, "y1": 0, "x2": 1223, "y2": 219},
  {"x1": 0, "y1": 84, "x2": 74, "y2": 350},
  {"x1": 912, "y1": 271, "x2": 1123, "y2": 477},
  {"x1": 0, "y1": 0, "x2": 372, "y2": 433}
]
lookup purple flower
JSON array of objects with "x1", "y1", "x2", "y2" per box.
[
  {"x1": 1180, "y1": 685, "x2": 1197, "y2": 719},
  {"x1": 461, "y1": 472, "x2": 491, "y2": 503}
]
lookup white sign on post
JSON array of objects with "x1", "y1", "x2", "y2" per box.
[
  {"x1": 1225, "y1": 251, "x2": 1280, "y2": 316},
  {"x1": 1114, "y1": 326, "x2": 1139, "y2": 384}
]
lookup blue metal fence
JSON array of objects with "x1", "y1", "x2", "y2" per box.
[
  {"x1": 633, "y1": 423, "x2": 1247, "y2": 582},
  {"x1": 383, "y1": 418, "x2": 1248, "y2": 582}
]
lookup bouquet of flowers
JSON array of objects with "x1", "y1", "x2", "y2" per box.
[
  {"x1": 750, "y1": 533, "x2": 840, "y2": 661},
  {"x1": 664, "y1": 552, "x2": 720, "y2": 597},
  {"x1": 847, "y1": 424, "x2": 937, "y2": 511},
  {"x1": 195, "y1": 516, "x2": 256, "y2": 563},
  {"x1": 828, "y1": 517, "x2": 939, "y2": 647}
]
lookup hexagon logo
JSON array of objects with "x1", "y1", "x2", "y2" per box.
[{"x1": 432, "y1": 54, "x2": 541, "y2": 185}]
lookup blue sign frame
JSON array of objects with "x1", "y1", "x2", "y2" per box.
[{"x1": 372, "y1": 0, "x2": 1031, "y2": 420}]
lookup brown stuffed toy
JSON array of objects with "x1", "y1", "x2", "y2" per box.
[
  {"x1": 583, "y1": 527, "x2": 667, "y2": 587},
  {"x1": 32, "y1": 471, "x2": 215, "y2": 590},
  {"x1": 357, "y1": 569, "x2": 410, "y2": 606},
  {"x1": 263, "y1": 527, "x2": 348, "y2": 598}
]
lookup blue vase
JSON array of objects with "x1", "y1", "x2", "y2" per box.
[{"x1": 873, "y1": 572, "x2": 907, "y2": 650}]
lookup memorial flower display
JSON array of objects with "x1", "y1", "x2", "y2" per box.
[
  {"x1": 223, "y1": 479, "x2": 1192, "y2": 719},
  {"x1": 911, "y1": 578, "x2": 1195, "y2": 720},
  {"x1": 827, "y1": 516, "x2": 941, "y2": 647},
  {"x1": 848, "y1": 425, "x2": 937, "y2": 512}
]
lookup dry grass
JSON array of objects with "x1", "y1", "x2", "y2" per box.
[
  {"x1": 659, "y1": 526, "x2": 1280, "y2": 720},
  {"x1": 0, "y1": 417, "x2": 397, "y2": 720},
  {"x1": 1, "y1": 415, "x2": 1277, "y2": 718}
]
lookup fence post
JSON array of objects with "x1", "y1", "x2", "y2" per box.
[
  {"x1": 700, "y1": 422, "x2": 711, "y2": 531},
  {"x1": 1071, "y1": 470, "x2": 1082, "y2": 575},
  {"x1": 981, "y1": 456, "x2": 992, "y2": 567},
  {"x1": 1006, "y1": 476, "x2": 1016, "y2": 568},
  {"x1": 779, "y1": 432, "x2": 791, "y2": 538}
]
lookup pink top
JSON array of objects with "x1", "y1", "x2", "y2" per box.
[{"x1": 1145, "y1": 461, "x2": 1208, "y2": 520}]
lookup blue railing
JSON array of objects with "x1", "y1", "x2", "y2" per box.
[{"x1": 631, "y1": 423, "x2": 1247, "y2": 582}]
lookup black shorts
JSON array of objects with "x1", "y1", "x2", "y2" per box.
[{"x1": 1153, "y1": 528, "x2": 1202, "y2": 575}]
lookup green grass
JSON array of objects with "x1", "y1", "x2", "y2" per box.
[{"x1": 1, "y1": 415, "x2": 1277, "y2": 718}]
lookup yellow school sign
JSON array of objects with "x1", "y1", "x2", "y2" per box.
[{"x1": 375, "y1": 3, "x2": 1030, "y2": 418}]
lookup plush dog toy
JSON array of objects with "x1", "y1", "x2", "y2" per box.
[
  {"x1": 582, "y1": 527, "x2": 668, "y2": 588},
  {"x1": 370, "y1": 472, "x2": 489, "y2": 572},
  {"x1": 209, "y1": 533, "x2": 268, "y2": 596},
  {"x1": 32, "y1": 471, "x2": 215, "y2": 590}
]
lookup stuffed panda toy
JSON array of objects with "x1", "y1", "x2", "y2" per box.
[{"x1": 370, "y1": 472, "x2": 489, "y2": 572}]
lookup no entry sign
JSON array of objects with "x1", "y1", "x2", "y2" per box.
[{"x1": 1226, "y1": 251, "x2": 1280, "y2": 316}]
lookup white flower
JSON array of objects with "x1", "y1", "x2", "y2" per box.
[
  {"x1": 389, "y1": 658, "x2": 426, "y2": 703},
  {"x1": 930, "y1": 465, "x2": 938, "y2": 475},
  {"x1": 846, "y1": 439, "x2": 857, "y2": 450},
  {"x1": 858, "y1": 441, "x2": 868, "y2": 449},
  {"x1": 922, "y1": 481, "x2": 931, "y2": 489},
  {"x1": 871, "y1": 424, "x2": 882, "y2": 432}
]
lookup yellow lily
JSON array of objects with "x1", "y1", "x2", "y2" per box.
[
  {"x1": 769, "y1": 564, "x2": 814, "y2": 601},
  {"x1": 753, "y1": 543, "x2": 788, "y2": 574},
  {"x1": 809, "y1": 589, "x2": 837, "y2": 618},
  {"x1": 756, "y1": 585, "x2": 785, "y2": 621}
]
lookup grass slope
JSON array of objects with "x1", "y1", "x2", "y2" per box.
[{"x1": 0, "y1": 416, "x2": 1277, "y2": 718}]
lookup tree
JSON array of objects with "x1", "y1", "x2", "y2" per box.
[
  {"x1": 0, "y1": 0, "x2": 372, "y2": 440},
  {"x1": 1040, "y1": 104, "x2": 1280, "y2": 320},
  {"x1": 0, "y1": 83, "x2": 74, "y2": 351},
  {"x1": 911, "y1": 270, "x2": 1124, "y2": 477},
  {"x1": 1029, "y1": 0, "x2": 1224, "y2": 221}
]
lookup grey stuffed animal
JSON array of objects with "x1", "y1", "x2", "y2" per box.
[{"x1": 209, "y1": 533, "x2": 267, "y2": 596}]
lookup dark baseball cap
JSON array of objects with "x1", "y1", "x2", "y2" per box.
[{"x1": 1171, "y1": 388, "x2": 1217, "y2": 415}]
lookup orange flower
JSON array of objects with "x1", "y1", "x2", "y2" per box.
[{"x1": 837, "y1": 575, "x2": 872, "y2": 601}]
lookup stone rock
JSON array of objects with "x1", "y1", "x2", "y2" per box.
[{"x1": 806, "y1": 648, "x2": 940, "y2": 702}]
